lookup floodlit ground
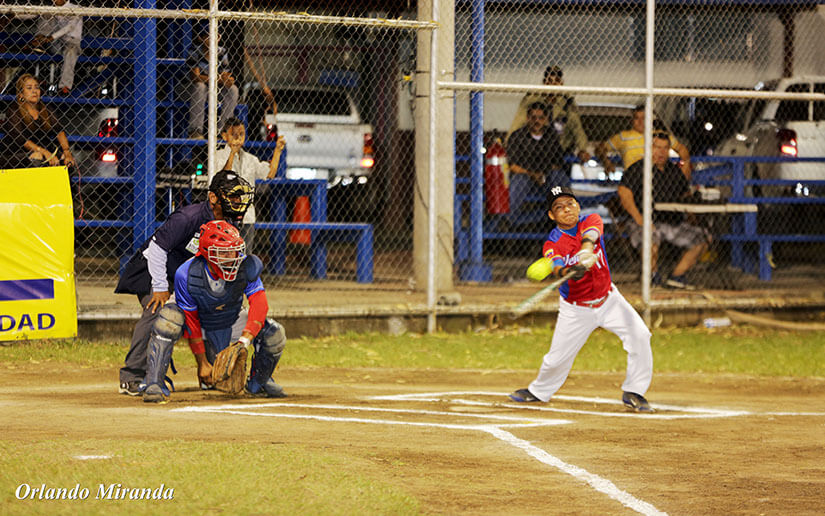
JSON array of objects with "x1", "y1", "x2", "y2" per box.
[{"x1": 2, "y1": 361, "x2": 824, "y2": 515}]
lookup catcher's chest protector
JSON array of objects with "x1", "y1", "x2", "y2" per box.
[{"x1": 187, "y1": 256, "x2": 249, "y2": 330}]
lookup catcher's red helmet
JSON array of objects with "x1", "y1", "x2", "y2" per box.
[{"x1": 197, "y1": 220, "x2": 246, "y2": 281}]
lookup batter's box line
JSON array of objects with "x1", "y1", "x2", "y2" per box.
[
  {"x1": 173, "y1": 402, "x2": 572, "y2": 430},
  {"x1": 370, "y1": 391, "x2": 823, "y2": 420}
]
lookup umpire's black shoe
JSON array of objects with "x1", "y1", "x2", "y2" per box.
[
  {"x1": 622, "y1": 391, "x2": 654, "y2": 412},
  {"x1": 509, "y1": 388, "x2": 540, "y2": 403},
  {"x1": 118, "y1": 380, "x2": 142, "y2": 396}
]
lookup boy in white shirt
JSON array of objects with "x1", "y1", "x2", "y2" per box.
[{"x1": 209, "y1": 117, "x2": 286, "y2": 252}]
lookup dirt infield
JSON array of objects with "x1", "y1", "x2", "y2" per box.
[{"x1": 2, "y1": 363, "x2": 824, "y2": 515}]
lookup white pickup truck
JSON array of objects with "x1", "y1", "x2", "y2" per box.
[
  {"x1": 715, "y1": 75, "x2": 825, "y2": 197},
  {"x1": 258, "y1": 85, "x2": 376, "y2": 220},
  {"x1": 261, "y1": 86, "x2": 374, "y2": 183}
]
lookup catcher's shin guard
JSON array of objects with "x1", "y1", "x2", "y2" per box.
[
  {"x1": 246, "y1": 319, "x2": 286, "y2": 394},
  {"x1": 142, "y1": 304, "x2": 184, "y2": 402}
]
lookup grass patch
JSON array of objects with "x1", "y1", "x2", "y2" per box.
[
  {"x1": 1, "y1": 326, "x2": 823, "y2": 377},
  {"x1": 0, "y1": 339, "x2": 129, "y2": 366},
  {"x1": 0, "y1": 439, "x2": 419, "y2": 516},
  {"x1": 281, "y1": 326, "x2": 825, "y2": 377}
]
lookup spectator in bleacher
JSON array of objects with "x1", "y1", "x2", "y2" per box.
[
  {"x1": 23, "y1": 0, "x2": 83, "y2": 96},
  {"x1": 183, "y1": 31, "x2": 239, "y2": 140},
  {"x1": 0, "y1": 74, "x2": 76, "y2": 170},
  {"x1": 507, "y1": 65, "x2": 591, "y2": 164},
  {"x1": 606, "y1": 104, "x2": 692, "y2": 180},
  {"x1": 209, "y1": 117, "x2": 286, "y2": 253},
  {"x1": 506, "y1": 102, "x2": 567, "y2": 227},
  {"x1": 617, "y1": 131, "x2": 708, "y2": 290}
]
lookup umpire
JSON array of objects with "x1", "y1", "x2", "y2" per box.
[{"x1": 116, "y1": 170, "x2": 254, "y2": 395}]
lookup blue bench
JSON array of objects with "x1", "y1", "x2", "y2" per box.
[
  {"x1": 255, "y1": 222, "x2": 374, "y2": 284},
  {"x1": 692, "y1": 156, "x2": 825, "y2": 281}
]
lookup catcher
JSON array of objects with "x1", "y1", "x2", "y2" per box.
[{"x1": 142, "y1": 220, "x2": 287, "y2": 403}]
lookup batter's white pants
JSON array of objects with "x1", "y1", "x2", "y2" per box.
[{"x1": 528, "y1": 285, "x2": 652, "y2": 401}]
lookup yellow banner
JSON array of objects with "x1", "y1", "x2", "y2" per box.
[{"x1": 0, "y1": 166, "x2": 77, "y2": 341}]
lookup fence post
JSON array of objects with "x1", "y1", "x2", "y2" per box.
[
  {"x1": 460, "y1": 0, "x2": 492, "y2": 282},
  {"x1": 131, "y1": 0, "x2": 158, "y2": 251}
]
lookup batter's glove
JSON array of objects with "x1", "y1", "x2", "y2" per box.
[
  {"x1": 210, "y1": 341, "x2": 249, "y2": 395},
  {"x1": 576, "y1": 248, "x2": 597, "y2": 269},
  {"x1": 562, "y1": 264, "x2": 587, "y2": 281}
]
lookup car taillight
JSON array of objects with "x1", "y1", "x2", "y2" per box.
[
  {"x1": 362, "y1": 133, "x2": 374, "y2": 168},
  {"x1": 777, "y1": 128, "x2": 797, "y2": 157},
  {"x1": 100, "y1": 149, "x2": 117, "y2": 163},
  {"x1": 265, "y1": 123, "x2": 278, "y2": 142},
  {"x1": 98, "y1": 118, "x2": 118, "y2": 138}
]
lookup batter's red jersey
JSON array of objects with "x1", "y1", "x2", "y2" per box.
[{"x1": 542, "y1": 213, "x2": 612, "y2": 302}]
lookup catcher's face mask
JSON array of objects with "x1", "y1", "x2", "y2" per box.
[{"x1": 197, "y1": 220, "x2": 246, "y2": 281}]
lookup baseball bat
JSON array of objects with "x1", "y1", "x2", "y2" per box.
[{"x1": 509, "y1": 269, "x2": 578, "y2": 319}]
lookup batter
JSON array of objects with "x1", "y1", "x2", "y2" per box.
[{"x1": 509, "y1": 186, "x2": 654, "y2": 412}]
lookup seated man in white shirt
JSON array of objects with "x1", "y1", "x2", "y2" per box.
[
  {"x1": 19, "y1": 0, "x2": 83, "y2": 95},
  {"x1": 209, "y1": 117, "x2": 285, "y2": 253}
]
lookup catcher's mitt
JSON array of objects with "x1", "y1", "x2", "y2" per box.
[{"x1": 210, "y1": 342, "x2": 249, "y2": 394}]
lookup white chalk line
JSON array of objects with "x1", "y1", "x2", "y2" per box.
[
  {"x1": 372, "y1": 391, "x2": 825, "y2": 419},
  {"x1": 173, "y1": 394, "x2": 669, "y2": 516},
  {"x1": 485, "y1": 426, "x2": 667, "y2": 516},
  {"x1": 174, "y1": 402, "x2": 572, "y2": 430}
]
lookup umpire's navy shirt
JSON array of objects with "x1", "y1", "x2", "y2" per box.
[{"x1": 115, "y1": 201, "x2": 217, "y2": 296}]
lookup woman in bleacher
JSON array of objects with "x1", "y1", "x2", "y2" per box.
[{"x1": 1, "y1": 74, "x2": 76, "y2": 170}]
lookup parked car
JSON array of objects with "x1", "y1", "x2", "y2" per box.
[
  {"x1": 245, "y1": 83, "x2": 377, "y2": 221},
  {"x1": 657, "y1": 93, "x2": 748, "y2": 157},
  {"x1": 713, "y1": 76, "x2": 825, "y2": 197}
]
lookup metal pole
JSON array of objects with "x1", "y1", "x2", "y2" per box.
[
  {"x1": 132, "y1": 0, "x2": 157, "y2": 249},
  {"x1": 207, "y1": 0, "x2": 218, "y2": 178},
  {"x1": 642, "y1": 0, "x2": 655, "y2": 324},
  {"x1": 463, "y1": 0, "x2": 490, "y2": 281},
  {"x1": 426, "y1": 0, "x2": 439, "y2": 333},
  {"x1": 437, "y1": 82, "x2": 825, "y2": 103}
]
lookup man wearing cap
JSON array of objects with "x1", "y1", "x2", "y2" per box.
[
  {"x1": 115, "y1": 170, "x2": 254, "y2": 396},
  {"x1": 508, "y1": 185, "x2": 655, "y2": 413},
  {"x1": 507, "y1": 65, "x2": 591, "y2": 163}
]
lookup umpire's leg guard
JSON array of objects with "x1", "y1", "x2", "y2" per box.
[
  {"x1": 246, "y1": 319, "x2": 287, "y2": 397},
  {"x1": 142, "y1": 304, "x2": 184, "y2": 403}
]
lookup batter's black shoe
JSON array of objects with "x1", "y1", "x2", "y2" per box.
[
  {"x1": 509, "y1": 388, "x2": 540, "y2": 402},
  {"x1": 118, "y1": 380, "x2": 142, "y2": 396},
  {"x1": 622, "y1": 391, "x2": 654, "y2": 412}
]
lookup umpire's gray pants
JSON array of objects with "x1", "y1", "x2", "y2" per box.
[{"x1": 119, "y1": 292, "x2": 176, "y2": 383}]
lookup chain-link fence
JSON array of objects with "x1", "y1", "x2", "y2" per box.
[
  {"x1": 451, "y1": 1, "x2": 825, "y2": 313},
  {"x1": 2, "y1": 1, "x2": 824, "y2": 325},
  {"x1": 1, "y1": 2, "x2": 432, "y2": 301}
]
